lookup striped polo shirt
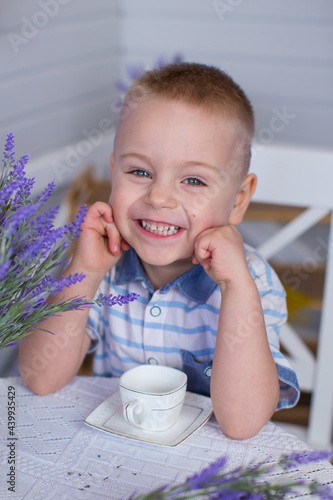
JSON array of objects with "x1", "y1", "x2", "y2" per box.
[{"x1": 86, "y1": 245, "x2": 299, "y2": 410}]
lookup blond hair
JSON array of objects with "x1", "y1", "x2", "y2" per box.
[{"x1": 121, "y1": 62, "x2": 254, "y2": 173}]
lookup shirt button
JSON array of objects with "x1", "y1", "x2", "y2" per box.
[
  {"x1": 204, "y1": 367, "x2": 212, "y2": 378},
  {"x1": 150, "y1": 306, "x2": 161, "y2": 317},
  {"x1": 148, "y1": 357, "x2": 159, "y2": 365}
]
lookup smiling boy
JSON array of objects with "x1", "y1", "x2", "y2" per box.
[{"x1": 19, "y1": 63, "x2": 299, "y2": 439}]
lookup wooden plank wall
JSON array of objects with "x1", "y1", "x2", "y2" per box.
[
  {"x1": 0, "y1": 0, "x2": 121, "y2": 163},
  {"x1": 0, "y1": 1, "x2": 332, "y2": 192}
]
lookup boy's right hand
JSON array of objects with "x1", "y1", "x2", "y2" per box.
[{"x1": 72, "y1": 201, "x2": 129, "y2": 275}]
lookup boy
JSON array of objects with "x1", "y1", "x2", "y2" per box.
[{"x1": 19, "y1": 62, "x2": 299, "y2": 439}]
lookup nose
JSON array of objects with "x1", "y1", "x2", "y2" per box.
[{"x1": 144, "y1": 180, "x2": 177, "y2": 209}]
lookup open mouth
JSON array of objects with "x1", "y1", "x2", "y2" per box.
[{"x1": 139, "y1": 220, "x2": 181, "y2": 236}]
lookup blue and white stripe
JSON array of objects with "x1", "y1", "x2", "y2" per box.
[{"x1": 86, "y1": 244, "x2": 299, "y2": 410}]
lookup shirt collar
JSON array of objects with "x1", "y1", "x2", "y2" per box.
[{"x1": 115, "y1": 246, "x2": 217, "y2": 303}]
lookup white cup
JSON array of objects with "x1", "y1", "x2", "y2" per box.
[{"x1": 119, "y1": 365, "x2": 187, "y2": 432}]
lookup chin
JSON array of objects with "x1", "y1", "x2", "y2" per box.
[
  {"x1": 133, "y1": 247, "x2": 176, "y2": 266},
  {"x1": 138, "y1": 254, "x2": 174, "y2": 267}
]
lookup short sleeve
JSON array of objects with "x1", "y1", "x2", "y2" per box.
[
  {"x1": 246, "y1": 246, "x2": 300, "y2": 410},
  {"x1": 86, "y1": 302, "x2": 102, "y2": 353},
  {"x1": 85, "y1": 275, "x2": 111, "y2": 354},
  {"x1": 180, "y1": 349, "x2": 212, "y2": 396}
]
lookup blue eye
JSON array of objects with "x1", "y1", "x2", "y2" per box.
[
  {"x1": 129, "y1": 169, "x2": 151, "y2": 178},
  {"x1": 184, "y1": 177, "x2": 205, "y2": 186}
]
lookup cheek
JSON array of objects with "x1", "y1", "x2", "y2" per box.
[
  {"x1": 109, "y1": 190, "x2": 119, "y2": 212},
  {"x1": 188, "y1": 196, "x2": 231, "y2": 231},
  {"x1": 109, "y1": 189, "x2": 125, "y2": 224},
  {"x1": 110, "y1": 176, "x2": 127, "y2": 206},
  {"x1": 109, "y1": 190, "x2": 114, "y2": 205},
  {"x1": 186, "y1": 182, "x2": 227, "y2": 215},
  {"x1": 187, "y1": 192, "x2": 226, "y2": 219}
]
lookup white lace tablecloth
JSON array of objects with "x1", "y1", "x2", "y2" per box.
[{"x1": 0, "y1": 376, "x2": 332, "y2": 499}]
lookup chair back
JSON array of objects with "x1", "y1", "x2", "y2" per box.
[{"x1": 250, "y1": 144, "x2": 333, "y2": 448}]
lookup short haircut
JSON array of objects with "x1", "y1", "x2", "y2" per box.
[{"x1": 121, "y1": 62, "x2": 255, "y2": 174}]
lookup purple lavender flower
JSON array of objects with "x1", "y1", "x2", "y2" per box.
[
  {"x1": 0, "y1": 182, "x2": 17, "y2": 212},
  {"x1": 0, "y1": 261, "x2": 10, "y2": 281},
  {"x1": 129, "y1": 448, "x2": 333, "y2": 500},
  {"x1": 279, "y1": 450, "x2": 333, "y2": 469},
  {"x1": 3, "y1": 203, "x2": 39, "y2": 234},
  {"x1": 126, "y1": 63, "x2": 146, "y2": 82},
  {"x1": 35, "y1": 205, "x2": 60, "y2": 232},
  {"x1": 62, "y1": 205, "x2": 88, "y2": 241},
  {"x1": 30, "y1": 273, "x2": 86, "y2": 298},
  {"x1": 35, "y1": 180, "x2": 56, "y2": 204},
  {"x1": 0, "y1": 133, "x2": 138, "y2": 351},
  {"x1": 14, "y1": 175, "x2": 35, "y2": 205},
  {"x1": 114, "y1": 54, "x2": 184, "y2": 106},
  {"x1": 96, "y1": 293, "x2": 140, "y2": 307},
  {"x1": 187, "y1": 456, "x2": 228, "y2": 491},
  {"x1": 2, "y1": 131, "x2": 15, "y2": 162},
  {"x1": 115, "y1": 80, "x2": 131, "y2": 93}
]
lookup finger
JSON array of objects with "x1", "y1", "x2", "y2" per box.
[
  {"x1": 121, "y1": 238, "x2": 130, "y2": 251},
  {"x1": 88, "y1": 201, "x2": 113, "y2": 224},
  {"x1": 102, "y1": 220, "x2": 122, "y2": 255},
  {"x1": 195, "y1": 245, "x2": 211, "y2": 262},
  {"x1": 192, "y1": 254, "x2": 199, "y2": 265},
  {"x1": 203, "y1": 261, "x2": 212, "y2": 272}
]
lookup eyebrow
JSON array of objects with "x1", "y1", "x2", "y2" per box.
[
  {"x1": 182, "y1": 160, "x2": 221, "y2": 174},
  {"x1": 119, "y1": 153, "x2": 220, "y2": 173},
  {"x1": 119, "y1": 153, "x2": 154, "y2": 168}
]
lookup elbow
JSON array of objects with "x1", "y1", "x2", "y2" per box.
[
  {"x1": 214, "y1": 402, "x2": 278, "y2": 440},
  {"x1": 19, "y1": 346, "x2": 58, "y2": 395},
  {"x1": 20, "y1": 365, "x2": 71, "y2": 395},
  {"x1": 218, "y1": 420, "x2": 265, "y2": 440},
  {"x1": 213, "y1": 401, "x2": 278, "y2": 440},
  {"x1": 31, "y1": 382, "x2": 56, "y2": 396},
  {"x1": 20, "y1": 372, "x2": 56, "y2": 396},
  {"x1": 19, "y1": 362, "x2": 57, "y2": 396}
]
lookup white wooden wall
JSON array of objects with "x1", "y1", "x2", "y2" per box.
[
  {"x1": 2, "y1": 1, "x2": 332, "y2": 160},
  {"x1": 1, "y1": 0, "x2": 332, "y2": 188},
  {"x1": 0, "y1": 0, "x2": 121, "y2": 165}
]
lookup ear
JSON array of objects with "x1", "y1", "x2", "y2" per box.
[{"x1": 228, "y1": 173, "x2": 257, "y2": 226}]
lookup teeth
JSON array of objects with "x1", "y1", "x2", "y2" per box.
[{"x1": 141, "y1": 220, "x2": 180, "y2": 236}]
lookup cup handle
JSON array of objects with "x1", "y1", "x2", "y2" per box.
[{"x1": 123, "y1": 400, "x2": 144, "y2": 428}]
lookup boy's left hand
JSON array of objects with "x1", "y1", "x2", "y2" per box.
[{"x1": 192, "y1": 225, "x2": 249, "y2": 287}]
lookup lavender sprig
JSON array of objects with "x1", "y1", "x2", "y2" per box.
[
  {"x1": 0, "y1": 133, "x2": 138, "y2": 350},
  {"x1": 114, "y1": 54, "x2": 183, "y2": 103},
  {"x1": 96, "y1": 292, "x2": 140, "y2": 307},
  {"x1": 130, "y1": 450, "x2": 333, "y2": 499}
]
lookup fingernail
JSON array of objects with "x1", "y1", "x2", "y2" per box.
[{"x1": 114, "y1": 244, "x2": 119, "y2": 253}]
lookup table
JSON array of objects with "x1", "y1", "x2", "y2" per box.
[{"x1": 0, "y1": 376, "x2": 332, "y2": 499}]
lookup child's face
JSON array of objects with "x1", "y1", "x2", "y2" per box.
[{"x1": 110, "y1": 97, "x2": 249, "y2": 268}]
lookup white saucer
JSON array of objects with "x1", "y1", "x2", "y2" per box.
[{"x1": 85, "y1": 391, "x2": 213, "y2": 446}]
